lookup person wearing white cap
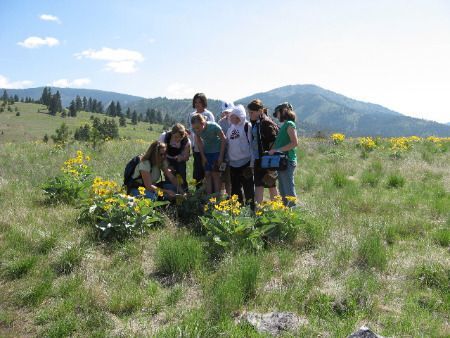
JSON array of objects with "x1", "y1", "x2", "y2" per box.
[
  {"x1": 226, "y1": 104, "x2": 255, "y2": 208},
  {"x1": 218, "y1": 101, "x2": 234, "y2": 196}
]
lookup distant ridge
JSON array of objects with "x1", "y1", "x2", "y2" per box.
[
  {"x1": 235, "y1": 84, "x2": 450, "y2": 137},
  {"x1": 3, "y1": 84, "x2": 450, "y2": 137},
  {"x1": 1, "y1": 87, "x2": 144, "y2": 107}
]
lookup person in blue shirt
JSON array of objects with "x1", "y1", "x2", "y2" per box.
[{"x1": 191, "y1": 113, "x2": 226, "y2": 196}]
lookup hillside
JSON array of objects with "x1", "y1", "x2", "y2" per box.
[
  {"x1": 0, "y1": 102, "x2": 162, "y2": 143},
  {"x1": 4, "y1": 85, "x2": 450, "y2": 137},
  {"x1": 236, "y1": 85, "x2": 450, "y2": 137},
  {"x1": 1, "y1": 135, "x2": 449, "y2": 336},
  {"x1": 1, "y1": 87, "x2": 144, "y2": 108}
]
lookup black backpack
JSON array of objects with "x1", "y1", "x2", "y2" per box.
[{"x1": 123, "y1": 155, "x2": 141, "y2": 193}]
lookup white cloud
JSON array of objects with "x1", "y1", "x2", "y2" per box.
[
  {"x1": 39, "y1": 14, "x2": 61, "y2": 23},
  {"x1": 74, "y1": 47, "x2": 144, "y2": 73},
  {"x1": 0, "y1": 75, "x2": 33, "y2": 89},
  {"x1": 166, "y1": 83, "x2": 195, "y2": 98},
  {"x1": 50, "y1": 78, "x2": 91, "y2": 88},
  {"x1": 17, "y1": 36, "x2": 60, "y2": 48}
]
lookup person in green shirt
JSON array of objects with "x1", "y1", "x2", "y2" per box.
[{"x1": 269, "y1": 102, "x2": 299, "y2": 206}]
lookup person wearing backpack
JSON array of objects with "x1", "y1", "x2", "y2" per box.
[
  {"x1": 126, "y1": 141, "x2": 179, "y2": 200},
  {"x1": 186, "y1": 93, "x2": 215, "y2": 190},
  {"x1": 190, "y1": 113, "x2": 226, "y2": 196},
  {"x1": 269, "y1": 102, "x2": 298, "y2": 207},
  {"x1": 159, "y1": 123, "x2": 191, "y2": 192},
  {"x1": 247, "y1": 99, "x2": 279, "y2": 204},
  {"x1": 226, "y1": 104, "x2": 254, "y2": 208}
]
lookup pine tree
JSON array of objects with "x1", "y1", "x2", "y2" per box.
[
  {"x1": 119, "y1": 115, "x2": 126, "y2": 127},
  {"x1": 82, "y1": 96, "x2": 88, "y2": 111},
  {"x1": 149, "y1": 109, "x2": 156, "y2": 123},
  {"x1": 96, "y1": 101, "x2": 104, "y2": 114},
  {"x1": 126, "y1": 107, "x2": 131, "y2": 119},
  {"x1": 75, "y1": 95, "x2": 82, "y2": 111},
  {"x1": 88, "y1": 97, "x2": 93, "y2": 112},
  {"x1": 145, "y1": 109, "x2": 151, "y2": 122},
  {"x1": 116, "y1": 101, "x2": 122, "y2": 117},
  {"x1": 2, "y1": 90, "x2": 8, "y2": 102},
  {"x1": 131, "y1": 110, "x2": 138, "y2": 125},
  {"x1": 106, "y1": 101, "x2": 116, "y2": 116},
  {"x1": 13, "y1": 94, "x2": 19, "y2": 102},
  {"x1": 69, "y1": 100, "x2": 77, "y2": 117},
  {"x1": 55, "y1": 91, "x2": 62, "y2": 113},
  {"x1": 156, "y1": 110, "x2": 163, "y2": 124}
]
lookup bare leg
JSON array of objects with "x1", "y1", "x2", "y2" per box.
[
  {"x1": 255, "y1": 186, "x2": 264, "y2": 204},
  {"x1": 212, "y1": 172, "x2": 222, "y2": 196},
  {"x1": 269, "y1": 186, "x2": 279, "y2": 200},
  {"x1": 205, "y1": 172, "x2": 213, "y2": 195}
]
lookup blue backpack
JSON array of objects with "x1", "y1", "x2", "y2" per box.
[{"x1": 123, "y1": 155, "x2": 141, "y2": 193}]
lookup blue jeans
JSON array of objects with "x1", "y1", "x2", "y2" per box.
[
  {"x1": 130, "y1": 182, "x2": 177, "y2": 201},
  {"x1": 277, "y1": 160, "x2": 297, "y2": 206}
]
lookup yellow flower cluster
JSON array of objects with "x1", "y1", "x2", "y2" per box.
[
  {"x1": 359, "y1": 137, "x2": 376, "y2": 151},
  {"x1": 91, "y1": 177, "x2": 119, "y2": 196},
  {"x1": 389, "y1": 137, "x2": 411, "y2": 152},
  {"x1": 331, "y1": 133, "x2": 345, "y2": 145},
  {"x1": 258, "y1": 195, "x2": 288, "y2": 211},
  {"x1": 61, "y1": 150, "x2": 90, "y2": 177},
  {"x1": 211, "y1": 194, "x2": 242, "y2": 215},
  {"x1": 425, "y1": 136, "x2": 450, "y2": 143}
]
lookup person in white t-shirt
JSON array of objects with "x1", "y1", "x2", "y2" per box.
[{"x1": 186, "y1": 93, "x2": 215, "y2": 190}]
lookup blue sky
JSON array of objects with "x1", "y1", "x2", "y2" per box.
[{"x1": 1, "y1": 0, "x2": 449, "y2": 122}]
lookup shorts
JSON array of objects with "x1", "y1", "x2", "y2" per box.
[
  {"x1": 204, "y1": 152, "x2": 220, "y2": 172},
  {"x1": 254, "y1": 159, "x2": 277, "y2": 188}
]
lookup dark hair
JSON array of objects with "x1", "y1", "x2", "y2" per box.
[
  {"x1": 192, "y1": 93, "x2": 207, "y2": 109},
  {"x1": 277, "y1": 104, "x2": 296, "y2": 122},
  {"x1": 247, "y1": 99, "x2": 268, "y2": 115}
]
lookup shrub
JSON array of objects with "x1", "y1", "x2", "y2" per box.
[
  {"x1": 80, "y1": 180, "x2": 168, "y2": 240},
  {"x1": 154, "y1": 233, "x2": 204, "y2": 277},
  {"x1": 207, "y1": 255, "x2": 260, "y2": 320},
  {"x1": 2, "y1": 256, "x2": 37, "y2": 279},
  {"x1": 331, "y1": 133, "x2": 345, "y2": 145},
  {"x1": 432, "y1": 227, "x2": 450, "y2": 247},
  {"x1": 52, "y1": 246, "x2": 83, "y2": 275},
  {"x1": 387, "y1": 173, "x2": 405, "y2": 188},
  {"x1": 414, "y1": 263, "x2": 448, "y2": 291},
  {"x1": 42, "y1": 150, "x2": 92, "y2": 204},
  {"x1": 331, "y1": 169, "x2": 348, "y2": 188},
  {"x1": 356, "y1": 231, "x2": 387, "y2": 271}
]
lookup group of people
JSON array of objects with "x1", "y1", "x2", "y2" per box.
[{"x1": 127, "y1": 93, "x2": 298, "y2": 207}]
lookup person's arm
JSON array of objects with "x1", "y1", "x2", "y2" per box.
[
  {"x1": 177, "y1": 139, "x2": 191, "y2": 162},
  {"x1": 141, "y1": 170, "x2": 159, "y2": 192},
  {"x1": 218, "y1": 129, "x2": 226, "y2": 165},
  {"x1": 195, "y1": 133, "x2": 207, "y2": 166},
  {"x1": 162, "y1": 167, "x2": 179, "y2": 196},
  {"x1": 269, "y1": 125, "x2": 298, "y2": 155}
]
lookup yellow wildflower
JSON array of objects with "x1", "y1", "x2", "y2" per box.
[{"x1": 138, "y1": 186, "x2": 146, "y2": 196}]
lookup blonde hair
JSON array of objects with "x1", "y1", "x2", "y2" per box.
[
  {"x1": 190, "y1": 113, "x2": 206, "y2": 125},
  {"x1": 142, "y1": 141, "x2": 167, "y2": 168},
  {"x1": 171, "y1": 123, "x2": 187, "y2": 137}
]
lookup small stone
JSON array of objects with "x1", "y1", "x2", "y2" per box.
[
  {"x1": 236, "y1": 311, "x2": 307, "y2": 336},
  {"x1": 347, "y1": 326, "x2": 383, "y2": 338}
]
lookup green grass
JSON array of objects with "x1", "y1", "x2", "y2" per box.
[
  {"x1": 0, "y1": 104, "x2": 449, "y2": 336},
  {"x1": 154, "y1": 232, "x2": 205, "y2": 278}
]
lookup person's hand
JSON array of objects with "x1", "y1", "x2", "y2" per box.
[
  {"x1": 268, "y1": 149, "x2": 276, "y2": 155},
  {"x1": 201, "y1": 155, "x2": 207, "y2": 167}
]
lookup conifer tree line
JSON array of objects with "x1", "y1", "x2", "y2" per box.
[
  {"x1": 1, "y1": 89, "x2": 35, "y2": 105},
  {"x1": 2, "y1": 88, "x2": 177, "y2": 127}
]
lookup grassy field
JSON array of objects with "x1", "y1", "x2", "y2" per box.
[{"x1": 0, "y1": 103, "x2": 449, "y2": 337}]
